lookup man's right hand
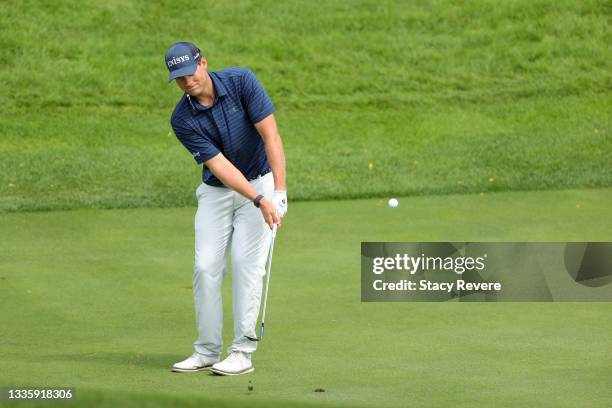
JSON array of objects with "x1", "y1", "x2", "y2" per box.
[{"x1": 259, "y1": 198, "x2": 281, "y2": 229}]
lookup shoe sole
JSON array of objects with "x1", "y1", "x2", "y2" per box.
[
  {"x1": 171, "y1": 365, "x2": 214, "y2": 373},
  {"x1": 209, "y1": 366, "x2": 255, "y2": 376}
]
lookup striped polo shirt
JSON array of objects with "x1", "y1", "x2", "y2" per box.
[{"x1": 171, "y1": 67, "x2": 275, "y2": 187}]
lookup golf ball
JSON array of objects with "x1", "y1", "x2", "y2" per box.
[{"x1": 388, "y1": 198, "x2": 399, "y2": 208}]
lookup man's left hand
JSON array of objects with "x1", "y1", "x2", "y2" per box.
[{"x1": 272, "y1": 190, "x2": 288, "y2": 217}]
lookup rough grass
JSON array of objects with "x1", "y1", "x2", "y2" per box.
[{"x1": 0, "y1": 0, "x2": 610, "y2": 211}]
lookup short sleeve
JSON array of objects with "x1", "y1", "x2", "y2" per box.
[
  {"x1": 171, "y1": 118, "x2": 220, "y2": 164},
  {"x1": 240, "y1": 69, "x2": 275, "y2": 124}
]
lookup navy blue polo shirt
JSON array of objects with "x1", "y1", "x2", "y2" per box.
[{"x1": 170, "y1": 67, "x2": 275, "y2": 187}]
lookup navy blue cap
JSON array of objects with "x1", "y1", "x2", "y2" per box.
[{"x1": 165, "y1": 42, "x2": 202, "y2": 81}]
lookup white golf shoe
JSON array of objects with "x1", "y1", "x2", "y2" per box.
[
  {"x1": 171, "y1": 352, "x2": 219, "y2": 373},
  {"x1": 210, "y1": 351, "x2": 254, "y2": 376}
]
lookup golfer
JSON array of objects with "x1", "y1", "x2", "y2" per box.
[{"x1": 165, "y1": 42, "x2": 287, "y2": 376}]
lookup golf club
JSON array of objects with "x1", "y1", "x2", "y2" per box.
[{"x1": 245, "y1": 223, "x2": 278, "y2": 342}]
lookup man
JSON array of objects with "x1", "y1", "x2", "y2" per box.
[{"x1": 165, "y1": 42, "x2": 287, "y2": 376}]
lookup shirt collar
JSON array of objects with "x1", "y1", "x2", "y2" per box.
[{"x1": 209, "y1": 72, "x2": 228, "y2": 97}]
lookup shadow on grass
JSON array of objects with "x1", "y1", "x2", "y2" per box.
[{"x1": 37, "y1": 351, "x2": 184, "y2": 371}]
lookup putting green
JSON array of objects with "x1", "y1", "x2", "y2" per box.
[{"x1": 1, "y1": 188, "x2": 611, "y2": 407}]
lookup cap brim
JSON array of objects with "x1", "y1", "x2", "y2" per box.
[{"x1": 168, "y1": 64, "x2": 198, "y2": 82}]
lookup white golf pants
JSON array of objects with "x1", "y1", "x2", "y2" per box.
[{"x1": 192, "y1": 172, "x2": 273, "y2": 357}]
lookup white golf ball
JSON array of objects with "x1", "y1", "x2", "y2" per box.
[{"x1": 388, "y1": 198, "x2": 399, "y2": 208}]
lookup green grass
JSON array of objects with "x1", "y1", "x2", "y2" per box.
[
  {"x1": 1, "y1": 188, "x2": 611, "y2": 407},
  {"x1": 1, "y1": 0, "x2": 611, "y2": 211}
]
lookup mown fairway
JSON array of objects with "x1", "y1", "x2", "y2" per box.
[
  {"x1": 1, "y1": 0, "x2": 610, "y2": 211},
  {"x1": 1, "y1": 188, "x2": 611, "y2": 407}
]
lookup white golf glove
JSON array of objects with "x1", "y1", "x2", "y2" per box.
[{"x1": 272, "y1": 190, "x2": 288, "y2": 217}]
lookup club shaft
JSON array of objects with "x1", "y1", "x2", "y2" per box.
[{"x1": 259, "y1": 225, "x2": 277, "y2": 339}]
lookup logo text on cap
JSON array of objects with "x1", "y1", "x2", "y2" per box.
[{"x1": 167, "y1": 54, "x2": 191, "y2": 68}]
